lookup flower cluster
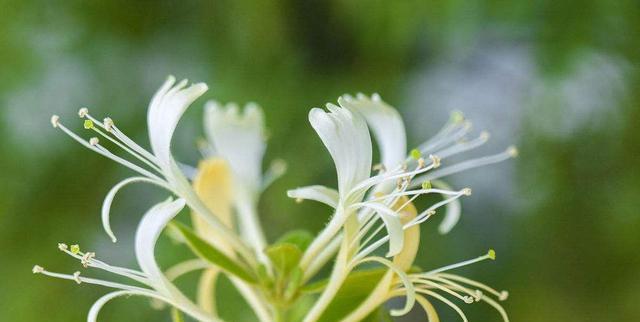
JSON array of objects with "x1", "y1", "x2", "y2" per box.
[{"x1": 36, "y1": 76, "x2": 515, "y2": 322}]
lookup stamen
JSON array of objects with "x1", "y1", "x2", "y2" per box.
[
  {"x1": 410, "y1": 149, "x2": 421, "y2": 160},
  {"x1": 82, "y1": 252, "x2": 96, "y2": 268},
  {"x1": 434, "y1": 131, "x2": 490, "y2": 159},
  {"x1": 429, "y1": 155, "x2": 441, "y2": 168},
  {"x1": 32, "y1": 265, "x2": 44, "y2": 274},
  {"x1": 84, "y1": 119, "x2": 94, "y2": 129},
  {"x1": 424, "y1": 250, "x2": 496, "y2": 275},
  {"x1": 73, "y1": 271, "x2": 82, "y2": 284},
  {"x1": 89, "y1": 137, "x2": 99, "y2": 146},
  {"x1": 437, "y1": 273, "x2": 508, "y2": 301},
  {"x1": 499, "y1": 291, "x2": 509, "y2": 301},
  {"x1": 419, "y1": 147, "x2": 517, "y2": 181},
  {"x1": 78, "y1": 107, "x2": 89, "y2": 117},
  {"x1": 412, "y1": 278, "x2": 475, "y2": 303},
  {"x1": 103, "y1": 118, "x2": 114, "y2": 132},
  {"x1": 50, "y1": 115, "x2": 60, "y2": 128},
  {"x1": 70, "y1": 244, "x2": 80, "y2": 254},
  {"x1": 58, "y1": 243, "x2": 68, "y2": 251},
  {"x1": 422, "y1": 181, "x2": 432, "y2": 190}
]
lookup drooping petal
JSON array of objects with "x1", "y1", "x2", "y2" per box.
[
  {"x1": 204, "y1": 101, "x2": 266, "y2": 194},
  {"x1": 431, "y1": 180, "x2": 461, "y2": 234},
  {"x1": 356, "y1": 203, "x2": 404, "y2": 257},
  {"x1": 357, "y1": 256, "x2": 416, "y2": 316},
  {"x1": 147, "y1": 76, "x2": 208, "y2": 168},
  {"x1": 308, "y1": 105, "x2": 372, "y2": 200},
  {"x1": 135, "y1": 198, "x2": 186, "y2": 294},
  {"x1": 102, "y1": 176, "x2": 169, "y2": 243},
  {"x1": 339, "y1": 93, "x2": 406, "y2": 169},
  {"x1": 88, "y1": 290, "x2": 168, "y2": 322},
  {"x1": 287, "y1": 185, "x2": 339, "y2": 208}
]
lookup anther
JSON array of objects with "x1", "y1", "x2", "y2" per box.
[
  {"x1": 51, "y1": 115, "x2": 60, "y2": 128},
  {"x1": 70, "y1": 244, "x2": 80, "y2": 254},
  {"x1": 78, "y1": 107, "x2": 89, "y2": 118},
  {"x1": 462, "y1": 188, "x2": 472, "y2": 196},
  {"x1": 295, "y1": 198, "x2": 303, "y2": 204},
  {"x1": 417, "y1": 158, "x2": 425, "y2": 168},
  {"x1": 81, "y1": 252, "x2": 95, "y2": 268},
  {"x1": 58, "y1": 243, "x2": 68, "y2": 251},
  {"x1": 103, "y1": 118, "x2": 114, "y2": 132},
  {"x1": 32, "y1": 265, "x2": 44, "y2": 274},
  {"x1": 73, "y1": 271, "x2": 82, "y2": 284},
  {"x1": 89, "y1": 137, "x2": 99, "y2": 146},
  {"x1": 426, "y1": 209, "x2": 436, "y2": 216},
  {"x1": 421, "y1": 181, "x2": 432, "y2": 190},
  {"x1": 499, "y1": 290, "x2": 509, "y2": 301},
  {"x1": 480, "y1": 131, "x2": 490, "y2": 140},
  {"x1": 487, "y1": 249, "x2": 496, "y2": 260},
  {"x1": 507, "y1": 146, "x2": 518, "y2": 157},
  {"x1": 429, "y1": 155, "x2": 441, "y2": 168},
  {"x1": 474, "y1": 290, "x2": 483, "y2": 301},
  {"x1": 463, "y1": 296, "x2": 474, "y2": 304},
  {"x1": 83, "y1": 119, "x2": 94, "y2": 129}
]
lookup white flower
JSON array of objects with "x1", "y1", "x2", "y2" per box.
[
  {"x1": 50, "y1": 76, "x2": 252, "y2": 262},
  {"x1": 41, "y1": 76, "x2": 515, "y2": 322},
  {"x1": 33, "y1": 199, "x2": 219, "y2": 322}
]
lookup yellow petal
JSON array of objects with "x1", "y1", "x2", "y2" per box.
[
  {"x1": 392, "y1": 196, "x2": 420, "y2": 271},
  {"x1": 191, "y1": 158, "x2": 234, "y2": 251}
]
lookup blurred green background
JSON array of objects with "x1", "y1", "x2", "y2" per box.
[{"x1": 1, "y1": 1, "x2": 639, "y2": 321}]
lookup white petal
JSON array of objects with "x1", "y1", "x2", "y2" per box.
[
  {"x1": 308, "y1": 105, "x2": 372, "y2": 199},
  {"x1": 432, "y1": 180, "x2": 461, "y2": 234},
  {"x1": 356, "y1": 203, "x2": 404, "y2": 257},
  {"x1": 147, "y1": 76, "x2": 208, "y2": 168},
  {"x1": 204, "y1": 101, "x2": 266, "y2": 194},
  {"x1": 357, "y1": 256, "x2": 416, "y2": 316},
  {"x1": 339, "y1": 93, "x2": 406, "y2": 169},
  {"x1": 135, "y1": 198, "x2": 186, "y2": 294},
  {"x1": 88, "y1": 290, "x2": 167, "y2": 322},
  {"x1": 287, "y1": 185, "x2": 339, "y2": 208},
  {"x1": 102, "y1": 176, "x2": 168, "y2": 243}
]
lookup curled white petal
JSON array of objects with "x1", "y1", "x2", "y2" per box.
[
  {"x1": 147, "y1": 76, "x2": 208, "y2": 168},
  {"x1": 431, "y1": 180, "x2": 461, "y2": 234},
  {"x1": 339, "y1": 93, "x2": 406, "y2": 169},
  {"x1": 357, "y1": 256, "x2": 415, "y2": 316},
  {"x1": 287, "y1": 185, "x2": 339, "y2": 208},
  {"x1": 308, "y1": 105, "x2": 372, "y2": 199},
  {"x1": 88, "y1": 290, "x2": 168, "y2": 322},
  {"x1": 355, "y1": 203, "x2": 404, "y2": 257},
  {"x1": 102, "y1": 177, "x2": 168, "y2": 243},
  {"x1": 135, "y1": 198, "x2": 186, "y2": 294}
]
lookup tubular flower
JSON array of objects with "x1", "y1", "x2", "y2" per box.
[{"x1": 37, "y1": 78, "x2": 514, "y2": 322}]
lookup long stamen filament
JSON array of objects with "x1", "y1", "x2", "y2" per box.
[{"x1": 423, "y1": 250, "x2": 496, "y2": 275}]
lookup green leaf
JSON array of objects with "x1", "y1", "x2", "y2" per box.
[
  {"x1": 275, "y1": 230, "x2": 314, "y2": 251},
  {"x1": 169, "y1": 221, "x2": 257, "y2": 284},
  {"x1": 265, "y1": 242, "x2": 302, "y2": 276},
  {"x1": 315, "y1": 268, "x2": 388, "y2": 322}
]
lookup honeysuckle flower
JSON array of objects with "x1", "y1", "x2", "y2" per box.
[
  {"x1": 50, "y1": 76, "x2": 253, "y2": 263},
  {"x1": 33, "y1": 198, "x2": 219, "y2": 322},
  {"x1": 37, "y1": 75, "x2": 514, "y2": 322},
  {"x1": 290, "y1": 93, "x2": 515, "y2": 321}
]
